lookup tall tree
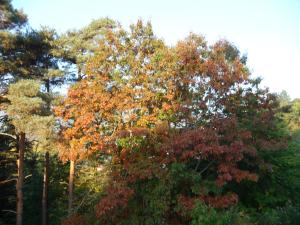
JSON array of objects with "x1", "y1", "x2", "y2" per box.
[
  {"x1": 5, "y1": 80, "x2": 54, "y2": 225},
  {"x1": 55, "y1": 18, "x2": 119, "y2": 216},
  {"x1": 0, "y1": 2, "x2": 27, "y2": 224},
  {"x1": 56, "y1": 21, "x2": 287, "y2": 224},
  {"x1": 0, "y1": 0, "x2": 27, "y2": 88},
  {"x1": 55, "y1": 18, "x2": 117, "y2": 82},
  {"x1": 27, "y1": 27, "x2": 62, "y2": 225},
  {"x1": 1, "y1": 26, "x2": 62, "y2": 224}
]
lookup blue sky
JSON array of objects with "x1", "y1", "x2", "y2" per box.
[{"x1": 13, "y1": 0, "x2": 300, "y2": 99}]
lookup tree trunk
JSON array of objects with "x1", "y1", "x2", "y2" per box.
[
  {"x1": 42, "y1": 151, "x2": 49, "y2": 225},
  {"x1": 42, "y1": 79, "x2": 50, "y2": 225},
  {"x1": 68, "y1": 160, "x2": 75, "y2": 216},
  {"x1": 16, "y1": 132, "x2": 25, "y2": 225}
]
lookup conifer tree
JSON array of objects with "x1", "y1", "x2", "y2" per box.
[
  {"x1": 56, "y1": 18, "x2": 117, "y2": 82},
  {"x1": 1, "y1": 24, "x2": 62, "y2": 224},
  {"x1": 6, "y1": 79, "x2": 54, "y2": 225},
  {"x1": 0, "y1": 0, "x2": 27, "y2": 30}
]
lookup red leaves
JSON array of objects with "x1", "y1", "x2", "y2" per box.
[
  {"x1": 95, "y1": 185, "x2": 134, "y2": 218},
  {"x1": 202, "y1": 193, "x2": 238, "y2": 208},
  {"x1": 179, "y1": 193, "x2": 239, "y2": 211},
  {"x1": 216, "y1": 164, "x2": 258, "y2": 187},
  {"x1": 178, "y1": 195, "x2": 196, "y2": 211},
  {"x1": 62, "y1": 214, "x2": 88, "y2": 225},
  {"x1": 53, "y1": 21, "x2": 286, "y2": 224}
]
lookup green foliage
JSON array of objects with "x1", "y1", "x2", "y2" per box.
[
  {"x1": 253, "y1": 203, "x2": 300, "y2": 225},
  {"x1": 1, "y1": 10, "x2": 300, "y2": 225},
  {"x1": 0, "y1": 147, "x2": 17, "y2": 224},
  {"x1": 228, "y1": 93, "x2": 300, "y2": 225},
  {"x1": 278, "y1": 90, "x2": 291, "y2": 107},
  {"x1": 74, "y1": 157, "x2": 110, "y2": 214},
  {"x1": 6, "y1": 79, "x2": 54, "y2": 135},
  {"x1": 123, "y1": 179, "x2": 170, "y2": 225},
  {"x1": 116, "y1": 136, "x2": 146, "y2": 151},
  {"x1": 48, "y1": 156, "x2": 70, "y2": 224},
  {"x1": 1, "y1": 26, "x2": 63, "y2": 94},
  {"x1": 0, "y1": 0, "x2": 27, "y2": 30},
  {"x1": 55, "y1": 18, "x2": 117, "y2": 81},
  {"x1": 191, "y1": 202, "x2": 240, "y2": 225}
]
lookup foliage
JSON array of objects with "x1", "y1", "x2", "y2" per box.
[
  {"x1": 55, "y1": 18, "x2": 117, "y2": 82},
  {"x1": 0, "y1": 4, "x2": 299, "y2": 224},
  {"x1": 190, "y1": 201, "x2": 250, "y2": 225},
  {"x1": 0, "y1": 0, "x2": 27, "y2": 30},
  {"x1": 6, "y1": 79, "x2": 54, "y2": 136},
  {"x1": 55, "y1": 20, "x2": 293, "y2": 225}
]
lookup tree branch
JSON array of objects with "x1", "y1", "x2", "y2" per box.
[
  {"x1": 0, "y1": 132, "x2": 16, "y2": 140},
  {"x1": 2, "y1": 210, "x2": 16, "y2": 214},
  {"x1": 0, "y1": 178, "x2": 16, "y2": 186},
  {"x1": 0, "y1": 174, "x2": 32, "y2": 186},
  {"x1": 199, "y1": 160, "x2": 215, "y2": 175}
]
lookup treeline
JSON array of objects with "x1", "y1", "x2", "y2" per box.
[{"x1": 0, "y1": 1, "x2": 299, "y2": 225}]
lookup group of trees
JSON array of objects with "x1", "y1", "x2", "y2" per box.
[{"x1": 0, "y1": 1, "x2": 299, "y2": 225}]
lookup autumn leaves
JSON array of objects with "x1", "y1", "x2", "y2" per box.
[{"x1": 55, "y1": 21, "x2": 282, "y2": 224}]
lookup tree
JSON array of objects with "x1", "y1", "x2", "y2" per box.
[
  {"x1": 27, "y1": 27, "x2": 62, "y2": 225},
  {"x1": 1, "y1": 25, "x2": 63, "y2": 224},
  {"x1": 0, "y1": 0, "x2": 27, "y2": 30},
  {"x1": 0, "y1": 2, "x2": 28, "y2": 224},
  {"x1": 5, "y1": 79, "x2": 54, "y2": 225},
  {"x1": 0, "y1": 0, "x2": 27, "y2": 91},
  {"x1": 54, "y1": 18, "x2": 120, "y2": 216},
  {"x1": 55, "y1": 18, "x2": 117, "y2": 82},
  {"x1": 55, "y1": 21, "x2": 285, "y2": 224},
  {"x1": 278, "y1": 90, "x2": 291, "y2": 107}
]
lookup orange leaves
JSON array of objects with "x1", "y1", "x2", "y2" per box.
[
  {"x1": 117, "y1": 127, "x2": 150, "y2": 138},
  {"x1": 53, "y1": 21, "x2": 287, "y2": 223},
  {"x1": 162, "y1": 102, "x2": 172, "y2": 111}
]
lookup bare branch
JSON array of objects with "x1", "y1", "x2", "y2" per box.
[
  {"x1": 199, "y1": 160, "x2": 215, "y2": 175},
  {"x1": 0, "y1": 132, "x2": 16, "y2": 140},
  {"x1": 2, "y1": 210, "x2": 17, "y2": 214},
  {"x1": 0, "y1": 178, "x2": 17, "y2": 185}
]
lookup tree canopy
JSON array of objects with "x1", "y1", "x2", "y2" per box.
[{"x1": 0, "y1": 3, "x2": 299, "y2": 225}]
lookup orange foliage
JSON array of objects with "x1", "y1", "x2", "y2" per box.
[{"x1": 54, "y1": 21, "x2": 285, "y2": 223}]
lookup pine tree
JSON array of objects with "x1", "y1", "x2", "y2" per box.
[
  {"x1": 0, "y1": 0, "x2": 27, "y2": 30},
  {"x1": 56, "y1": 18, "x2": 117, "y2": 82},
  {"x1": 6, "y1": 79, "x2": 54, "y2": 225}
]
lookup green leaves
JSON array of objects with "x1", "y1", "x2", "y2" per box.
[
  {"x1": 6, "y1": 79, "x2": 55, "y2": 138},
  {"x1": 191, "y1": 201, "x2": 246, "y2": 225}
]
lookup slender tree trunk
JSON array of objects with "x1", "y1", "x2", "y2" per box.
[
  {"x1": 42, "y1": 80, "x2": 50, "y2": 225},
  {"x1": 42, "y1": 151, "x2": 49, "y2": 225},
  {"x1": 16, "y1": 132, "x2": 25, "y2": 225},
  {"x1": 68, "y1": 160, "x2": 75, "y2": 215}
]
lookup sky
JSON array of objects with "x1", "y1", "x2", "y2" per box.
[{"x1": 12, "y1": 0, "x2": 300, "y2": 99}]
